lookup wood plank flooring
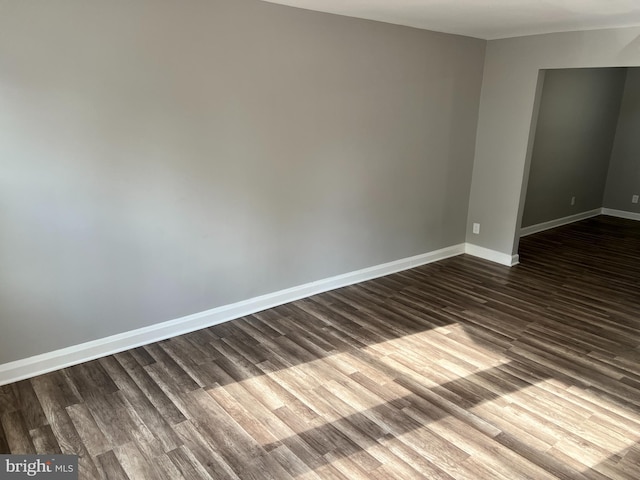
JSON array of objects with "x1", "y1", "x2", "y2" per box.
[{"x1": 1, "y1": 215, "x2": 640, "y2": 479}]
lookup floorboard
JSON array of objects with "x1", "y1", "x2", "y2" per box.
[{"x1": 1, "y1": 215, "x2": 640, "y2": 479}]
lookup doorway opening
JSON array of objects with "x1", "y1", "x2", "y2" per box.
[{"x1": 515, "y1": 66, "x2": 640, "y2": 258}]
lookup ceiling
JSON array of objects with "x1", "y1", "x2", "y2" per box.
[{"x1": 261, "y1": 0, "x2": 640, "y2": 39}]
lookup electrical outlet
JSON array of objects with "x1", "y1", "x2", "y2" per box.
[
  {"x1": 571, "y1": 196, "x2": 576, "y2": 206},
  {"x1": 632, "y1": 195, "x2": 639, "y2": 204},
  {"x1": 473, "y1": 223, "x2": 480, "y2": 234}
]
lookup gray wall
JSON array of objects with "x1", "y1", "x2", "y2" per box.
[
  {"x1": 521, "y1": 68, "x2": 626, "y2": 228},
  {"x1": 0, "y1": 0, "x2": 486, "y2": 363},
  {"x1": 604, "y1": 68, "x2": 640, "y2": 213},
  {"x1": 466, "y1": 27, "x2": 640, "y2": 255}
]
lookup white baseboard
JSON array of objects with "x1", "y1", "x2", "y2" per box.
[
  {"x1": 9, "y1": 205, "x2": 638, "y2": 386},
  {"x1": 601, "y1": 208, "x2": 640, "y2": 221},
  {"x1": 464, "y1": 244, "x2": 519, "y2": 267},
  {"x1": 519, "y1": 208, "x2": 602, "y2": 237},
  {"x1": 0, "y1": 244, "x2": 466, "y2": 386}
]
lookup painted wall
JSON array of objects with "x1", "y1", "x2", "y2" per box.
[
  {"x1": 603, "y1": 68, "x2": 640, "y2": 214},
  {"x1": 466, "y1": 27, "x2": 640, "y2": 255},
  {"x1": 521, "y1": 68, "x2": 626, "y2": 228},
  {"x1": 0, "y1": 0, "x2": 485, "y2": 363}
]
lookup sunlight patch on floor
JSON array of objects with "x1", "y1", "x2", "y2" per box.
[{"x1": 470, "y1": 379, "x2": 640, "y2": 470}]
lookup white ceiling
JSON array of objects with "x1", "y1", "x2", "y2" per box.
[{"x1": 262, "y1": 0, "x2": 640, "y2": 39}]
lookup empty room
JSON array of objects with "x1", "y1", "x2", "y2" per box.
[{"x1": 1, "y1": 1, "x2": 640, "y2": 479}]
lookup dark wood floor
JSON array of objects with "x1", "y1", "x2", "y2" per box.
[{"x1": 2, "y1": 215, "x2": 640, "y2": 479}]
